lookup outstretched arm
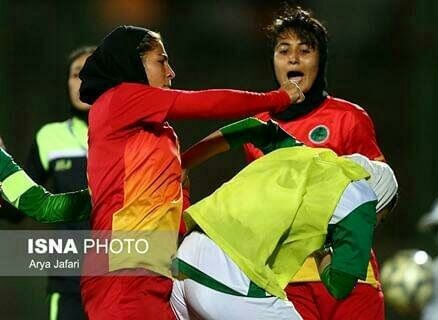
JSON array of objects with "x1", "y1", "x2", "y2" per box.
[
  {"x1": 0, "y1": 148, "x2": 91, "y2": 223},
  {"x1": 110, "y1": 82, "x2": 304, "y2": 131},
  {"x1": 182, "y1": 118, "x2": 301, "y2": 169}
]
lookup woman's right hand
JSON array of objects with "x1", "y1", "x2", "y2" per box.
[{"x1": 280, "y1": 80, "x2": 305, "y2": 104}]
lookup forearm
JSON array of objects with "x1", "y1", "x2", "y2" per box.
[
  {"x1": 317, "y1": 200, "x2": 376, "y2": 299},
  {"x1": 0, "y1": 149, "x2": 91, "y2": 223},
  {"x1": 168, "y1": 89, "x2": 290, "y2": 119},
  {"x1": 182, "y1": 117, "x2": 300, "y2": 168},
  {"x1": 320, "y1": 265, "x2": 358, "y2": 300},
  {"x1": 182, "y1": 131, "x2": 230, "y2": 169},
  {"x1": 314, "y1": 247, "x2": 356, "y2": 299},
  {"x1": 17, "y1": 186, "x2": 91, "y2": 223},
  {"x1": 182, "y1": 118, "x2": 271, "y2": 169}
]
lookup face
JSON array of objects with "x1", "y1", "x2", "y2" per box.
[
  {"x1": 273, "y1": 30, "x2": 320, "y2": 94},
  {"x1": 68, "y1": 53, "x2": 92, "y2": 111},
  {"x1": 141, "y1": 40, "x2": 175, "y2": 88}
]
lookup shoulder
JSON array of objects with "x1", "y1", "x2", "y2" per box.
[
  {"x1": 117, "y1": 82, "x2": 150, "y2": 91},
  {"x1": 36, "y1": 120, "x2": 69, "y2": 141},
  {"x1": 34, "y1": 120, "x2": 72, "y2": 161},
  {"x1": 115, "y1": 82, "x2": 178, "y2": 96},
  {"x1": 326, "y1": 96, "x2": 367, "y2": 114},
  {"x1": 110, "y1": 82, "x2": 178, "y2": 104},
  {"x1": 109, "y1": 82, "x2": 150, "y2": 98},
  {"x1": 326, "y1": 96, "x2": 374, "y2": 126},
  {"x1": 330, "y1": 180, "x2": 377, "y2": 224}
]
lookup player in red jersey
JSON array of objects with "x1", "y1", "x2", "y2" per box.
[
  {"x1": 78, "y1": 26, "x2": 303, "y2": 320},
  {"x1": 243, "y1": 6, "x2": 386, "y2": 320}
]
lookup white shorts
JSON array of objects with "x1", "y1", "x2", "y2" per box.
[{"x1": 170, "y1": 232, "x2": 302, "y2": 320}]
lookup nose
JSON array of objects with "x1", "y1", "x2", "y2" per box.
[
  {"x1": 288, "y1": 50, "x2": 299, "y2": 64},
  {"x1": 167, "y1": 64, "x2": 176, "y2": 80}
]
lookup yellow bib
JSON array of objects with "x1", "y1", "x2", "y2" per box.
[{"x1": 185, "y1": 147, "x2": 369, "y2": 298}]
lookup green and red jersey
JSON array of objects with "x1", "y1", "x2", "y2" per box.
[{"x1": 244, "y1": 96, "x2": 384, "y2": 162}]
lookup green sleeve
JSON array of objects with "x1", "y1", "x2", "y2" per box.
[
  {"x1": 0, "y1": 148, "x2": 91, "y2": 223},
  {"x1": 17, "y1": 186, "x2": 91, "y2": 223},
  {"x1": 219, "y1": 118, "x2": 271, "y2": 149},
  {"x1": 320, "y1": 266, "x2": 358, "y2": 300},
  {"x1": 0, "y1": 148, "x2": 20, "y2": 180},
  {"x1": 219, "y1": 118, "x2": 301, "y2": 152},
  {"x1": 329, "y1": 200, "x2": 377, "y2": 280}
]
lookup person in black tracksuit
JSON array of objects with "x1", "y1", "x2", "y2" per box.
[{"x1": 26, "y1": 46, "x2": 95, "y2": 320}]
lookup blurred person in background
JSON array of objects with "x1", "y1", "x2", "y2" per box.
[
  {"x1": 418, "y1": 199, "x2": 438, "y2": 320},
  {"x1": 76, "y1": 25, "x2": 302, "y2": 320},
  {"x1": 25, "y1": 46, "x2": 95, "y2": 320},
  {"x1": 242, "y1": 5, "x2": 387, "y2": 320}
]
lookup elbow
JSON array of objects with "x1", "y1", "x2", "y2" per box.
[{"x1": 328, "y1": 286, "x2": 353, "y2": 300}]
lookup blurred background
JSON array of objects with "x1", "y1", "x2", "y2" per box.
[{"x1": 0, "y1": 0, "x2": 436, "y2": 319}]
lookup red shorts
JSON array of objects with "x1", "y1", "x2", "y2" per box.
[
  {"x1": 81, "y1": 270, "x2": 175, "y2": 320},
  {"x1": 286, "y1": 282, "x2": 384, "y2": 320}
]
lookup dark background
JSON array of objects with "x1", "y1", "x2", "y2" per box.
[{"x1": 0, "y1": 0, "x2": 436, "y2": 319}]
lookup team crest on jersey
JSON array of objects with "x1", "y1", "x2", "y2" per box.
[{"x1": 308, "y1": 125, "x2": 329, "y2": 144}]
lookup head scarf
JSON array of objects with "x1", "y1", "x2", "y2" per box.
[
  {"x1": 79, "y1": 25, "x2": 150, "y2": 104},
  {"x1": 345, "y1": 154, "x2": 398, "y2": 212}
]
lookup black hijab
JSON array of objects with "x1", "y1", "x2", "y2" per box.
[{"x1": 79, "y1": 26, "x2": 150, "y2": 104}]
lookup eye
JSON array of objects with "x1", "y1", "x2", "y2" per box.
[
  {"x1": 300, "y1": 48, "x2": 311, "y2": 54},
  {"x1": 277, "y1": 47, "x2": 289, "y2": 55}
]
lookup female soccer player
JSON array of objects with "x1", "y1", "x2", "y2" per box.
[
  {"x1": 76, "y1": 24, "x2": 303, "y2": 319},
  {"x1": 242, "y1": 6, "x2": 387, "y2": 319}
]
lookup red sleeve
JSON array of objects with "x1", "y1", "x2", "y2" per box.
[
  {"x1": 109, "y1": 83, "x2": 290, "y2": 129},
  {"x1": 344, "y1": 110, "x2": 385, "y2": 161},
  {"x1": 167, "y1": 89, "x2": 290, "y2": 119},
  {"x1": 243, "y1": 143, "x2": 265, "y2": 163},
  {"x1": 110, "y1": 83, "x2": 178, "y2": 131}
]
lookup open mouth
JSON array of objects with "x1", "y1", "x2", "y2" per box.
[{"x1": 287, "y1": 71, "x2": 304, "y2": 83}]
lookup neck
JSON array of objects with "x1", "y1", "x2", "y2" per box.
[
  {"x1": 272, "y1": 78, "x2": 327, "y2": 121},
  {"x1": 70, "y1": 106, "x2": 89, "y2": 124}
]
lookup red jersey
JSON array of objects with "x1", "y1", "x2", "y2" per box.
[
  {"x1": 244, "y1": 95, "x2": 384, "y2": 287},
  {"x1": 244, "y1": 96, "x2": 384, "y2": 162},
  {"x1": 86, "y1": 83, "x2": 290, "y2": 276}
]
